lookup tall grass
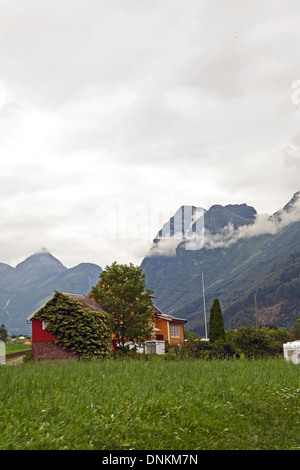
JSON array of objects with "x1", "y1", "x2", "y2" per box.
[{"x1": 0, "y1": 358, "x2": 299, "y2": 450}]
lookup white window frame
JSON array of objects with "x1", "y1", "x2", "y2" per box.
[
  {"x1": 42, "y1": 321, "x2": 48, "y2": 330},
  {"x1": 170, "y1": 322, "x2": 180, "y2": 338}
]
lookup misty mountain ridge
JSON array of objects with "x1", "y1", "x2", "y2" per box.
[
  {"x1": 147, "y1": 191, "x2": 300, "y2": 256},
  {"x1": 141, "y1": 191, "x2": 300, "y2": 334}
]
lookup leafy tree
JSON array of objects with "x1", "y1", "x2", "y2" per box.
[
  {"x1": 208, "y1": 298, "x2": 226, "y2": 342},
  {"x1": 0, "y1": 324, "x2": 8, "y2": 343},
  {"x1": 91, "y1": 262, "x2": 155, "y2": 347}
]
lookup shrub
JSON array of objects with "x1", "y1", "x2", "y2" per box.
[
  {"x1": 193, "y1": 339, "x2": 237, "y2": 360},
  {"x1": 228, "y1": 324, "x2": 290, "y2": 359},
  {"x1": 23, "y1": 351, "x2": 33, "y2": 362},
  {"x1": 164, "y1": 347, "x2": 177, "y2": 361},
  {"x1": 208, "y1": 340, "x2": 237, "y2": 360},
  {"x1": 194, "y1": 339, "x2": 212, "y2": 359}
]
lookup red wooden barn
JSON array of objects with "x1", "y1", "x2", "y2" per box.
[{"x1": 27, "y1": 291, "x2": 116, "y2": 361}]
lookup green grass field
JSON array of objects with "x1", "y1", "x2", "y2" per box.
[
  {"x1": 5, "y1": 339, "x2": 32, "y2": 355},
  {"x1": 0, "y1": 357, "x2": 299, "y2": 450}
]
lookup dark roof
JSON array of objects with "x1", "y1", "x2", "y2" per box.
[
  {"x1": 60, "y1": 292, "x2": 107, "y2": 313},
  {"x1": 152, "y1": 304, "x2": 187, "y2": 323},
  {"x1": 27, "y1": 291, "x2": 107, "y2": 322}
]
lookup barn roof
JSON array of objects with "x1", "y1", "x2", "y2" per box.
[
  {"x1": 26, "y1": 291, "x2": 107, "y2": 323},
  {"x1": 60, "y1": 292, "x2": 107, "y2": 312}
]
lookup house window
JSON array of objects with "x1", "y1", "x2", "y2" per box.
[
  {"x1": 170, "y1": 323, "x2": 180, "y2": 338},
  {"x1": 42, "y1": 321, "x2": 48, "y2": 330},
  {"x1": 156, "y1": 334, "x2": 164, "y2": 341}
]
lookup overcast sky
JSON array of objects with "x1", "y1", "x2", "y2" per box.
[{"x1": 1, "y1": 0, "x2": 300, "y2": 269}]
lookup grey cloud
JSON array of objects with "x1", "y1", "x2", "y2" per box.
[
  {"x1": 204, "y1": 192, "x2": 300, "y2": 250},
  {"x1": 1, "y1": 0, "x2": 300, "y2": 268},
  {"x1": 0, "y1": 0, "x2": 195, "y2": 107}
]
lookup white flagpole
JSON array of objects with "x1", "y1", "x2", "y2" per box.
[{"x1": 202, "y1": 273, "x2": 208, "y2": 339}]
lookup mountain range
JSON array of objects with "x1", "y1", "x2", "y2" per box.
[
  {"x1": 1, "y1": 191, "x2": 300, "y2": 336},
  {"x1": 141, "y1": 191, "x2": 300, "y2": 335},
  {"x1": 0, "y1": 249, "x2": 102, "y2": 335}
]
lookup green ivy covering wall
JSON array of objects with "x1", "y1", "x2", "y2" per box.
[{"x1": 34, "y1": 291, "x2": 113, "y2": 359}]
